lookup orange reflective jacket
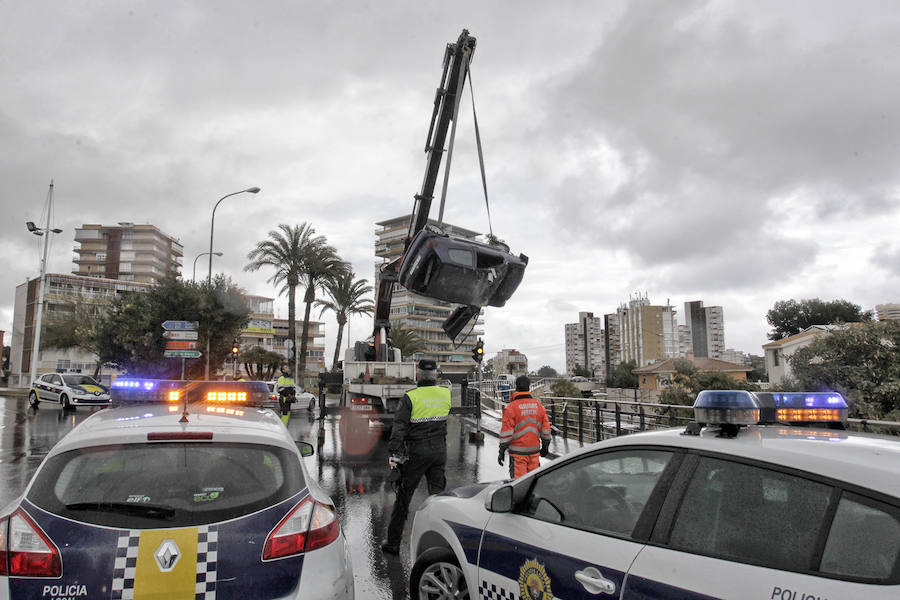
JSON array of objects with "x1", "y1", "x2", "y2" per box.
[{"x1": 499, "y1": 391, "x2": 551, "y2": 455}]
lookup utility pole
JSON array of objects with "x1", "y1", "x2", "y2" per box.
[{"x1": 28, "y1": 181, "x2": 62, "y2": 383}]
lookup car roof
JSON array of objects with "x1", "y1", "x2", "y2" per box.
[
  {"x1": 572, "y1": 425, "x2": 900, "y2": 498},
  {"x1": 47, "y1": 404, "x2": 295, "y2": 457}
]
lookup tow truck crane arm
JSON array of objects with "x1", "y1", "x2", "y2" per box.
[
  {"x1": 371, "y1": 30, "x2": 528, "y2": 363},
  {"x1": 372, "y1": 30, "x2": 477, "y2": 362}
]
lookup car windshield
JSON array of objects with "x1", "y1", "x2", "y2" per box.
[
  {"x1": 62, "y1": 375, "x2": 100, "y2": 386},
  {"x1": 27, "y1": 442, "x2": 306, "y2": 527}
]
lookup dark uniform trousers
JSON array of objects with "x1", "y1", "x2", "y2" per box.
[{"x1": 386, "y1": 437, "x2": 447, "y2": 545}]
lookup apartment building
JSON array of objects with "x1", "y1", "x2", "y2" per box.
[
  {"x1": 73, "y1": 223, "x2": 183, "y2": 284},
  {"x1": 374, "y1": 216, "x2": 484, "y2": 369},
  {"x1": 683, "y1": 300, "x2": 726, "y2": 359},
  {"x1": 238, "y1": 295, "x2": 326, "y2": 374},
  {"x1": 875, "y1": 303, "x2": 900, "y2": 321},
  {"x1": 9, "y1": 273, "x2": 153, "y2": 386},
  {"x1": 494, "y1": 348, "x2": 528, "y2": 377},
  {"x1": 617, "y1": 295, "x2": 678, "y2": 367},
  {"x1": 564, "y1": 312, "x2": 606, "y2": 379}
]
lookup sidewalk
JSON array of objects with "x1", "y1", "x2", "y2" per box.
[{"x1": 0, "y1": 388, "x2": 28, "y2": 396}]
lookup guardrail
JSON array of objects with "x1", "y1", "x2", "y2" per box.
[{"x1": 469, "y1": 384, "x2": 900, "y2": 443}]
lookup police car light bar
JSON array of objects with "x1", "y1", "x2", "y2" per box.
[
  {"x1": 110, "y1": 379, "x2": 268, "y2": 407},
  {"x1": 689, "y1": 390, "x2": 850, "y2": 435}
]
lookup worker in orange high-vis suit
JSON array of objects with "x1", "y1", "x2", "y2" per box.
[{"x1": 498, "y1": 375, "x2": 551, "y2": 478}]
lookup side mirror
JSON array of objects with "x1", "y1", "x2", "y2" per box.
[
  {"x1": 296, "y1": 441, "x2": 314, "y2": 457},
  {"x1": 485, "y1": 485, "x2": 513, "y2": 513}
]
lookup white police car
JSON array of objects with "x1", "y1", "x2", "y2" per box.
[
  {"x1": 1, "y1": 379, "x2": 353, "y2": 599},
  {"x1": 409, "y1": 391, "x2": 900, "y2": 599},
  {"x1": 29, "y1": 372, "x2": 111, "y2": 409}
]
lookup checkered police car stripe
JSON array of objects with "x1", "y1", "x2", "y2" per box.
[
  {"x1": 195, "y1": 525, "x2": 218, "y2": 599},
  {"x1": 479, "y1": 580, "x2": 518, "y2": 600},
  {"x1": 110, "y1": 526, "x2": 219, "y2": 600},
  {"x1": 111, "y1": 530, "x2": 140, "y2": 600}
]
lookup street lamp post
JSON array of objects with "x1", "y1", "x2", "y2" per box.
[
  {"x1": 27, "y1": 181, "x2": 63, "y2": 383},
  {"x1": 205, "y1": 187, "x2": 260, "y2": 380},
  {"x1": 193, "y1": 252, "x2": 223, "y2": 281}
]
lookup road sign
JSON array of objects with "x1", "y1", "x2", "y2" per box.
[
  {"x1": 165, "y1": 341, "x2": 198, "y2": 350},
  {"x1": 162, "y1": 320, "x2": 199, "y2": 331},
  {"x1": 163, "y1": 330, "x2": 199, "y2": 340},
  {"x1": 164, "y1": 350, "x2": 202, "y2": 358}
]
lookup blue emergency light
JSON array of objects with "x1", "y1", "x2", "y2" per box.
[{"x1": 692, "y1": 390, "x2": 761, "y2": 426}]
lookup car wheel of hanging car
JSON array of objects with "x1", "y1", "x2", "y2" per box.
[
  {"x1": 60, "y1": 393, "x2": 73, "y2": 410},
  {"x1": 29, "y1": 390, "x2": 40, "y2": 408}
]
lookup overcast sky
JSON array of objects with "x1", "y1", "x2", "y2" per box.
[{"x1": 3, "y1": 1, "x2": 900, "y2": 372}]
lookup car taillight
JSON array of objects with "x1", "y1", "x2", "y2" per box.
[
  {"x1": 262, "y1": 497, "x2": 340, "y2": 560},
  {"x1": 6, "y1": 509, "x2": 61, "y2": 577},
  {"x1": 350, "y1": 396, "x2": 368, "y2": 404}
]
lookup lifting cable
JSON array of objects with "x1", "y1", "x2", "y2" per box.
[
  {"x1": 467, "y1": 67, "x2": 493, "y2": 238},
  {"x1": 437, "y1": 55, "x2": 494, "y2": 238}
]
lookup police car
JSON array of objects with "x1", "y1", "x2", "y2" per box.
[
  {"x1": 409, "y1": 391, "x2": 900, "y2": 599},
  {"x1": 29, "y1": 372, "x2": 111, "y2": 409},
  {"x1": 1, "y1": 379, "x2": 354, "y2": 599}
]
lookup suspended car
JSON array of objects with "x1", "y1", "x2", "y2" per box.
[{"x1": 398, "y1": 227, "x2": 528, "y2": 309}]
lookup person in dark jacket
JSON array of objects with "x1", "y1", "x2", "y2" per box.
[
  {"x1": 498, "y1": 375, "x2": 551, "y2": 478},
  {"x1": 381, "y1": 359, "x2": 451, "y2": 555}
]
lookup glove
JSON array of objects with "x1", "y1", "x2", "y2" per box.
[
  {"x1": 540, "y1": 439, "x2": 550, "y2": 458},
  {"x1": 498, "y1": 448, "x2": 505, "y2": 465}
]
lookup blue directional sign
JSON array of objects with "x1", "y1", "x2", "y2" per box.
[{"x1": 162, "y1": 320, "x2": 199, "y2": 331}]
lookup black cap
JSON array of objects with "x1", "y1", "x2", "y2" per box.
[
  {"x1": 417, "y1": 359, "x2": 437, "y2": 371},
  {"x1": 515, "y1": 375, "x2": 530, "y2": 391}
]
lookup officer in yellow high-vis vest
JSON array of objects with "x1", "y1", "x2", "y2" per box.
[
  {"x1": 381, "y1": 359, "x2": 451, "y2": 555},
  {"x1": 275, "y1": 364, "x2": 296, "y2": 425}
]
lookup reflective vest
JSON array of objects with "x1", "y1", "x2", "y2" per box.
[
  {"x1": 407, "y1": 386, "x2": 452, "y2": 424},
  {"x1": 500, "y1": 391, "x2": 551, "y2": 455},
  {"x1": 276, "y1": 375, "x2": 295, "y2": 393}
]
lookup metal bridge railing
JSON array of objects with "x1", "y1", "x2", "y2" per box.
[{"x1": 466, "y1": 384, "x2": 900, "y2": 443}]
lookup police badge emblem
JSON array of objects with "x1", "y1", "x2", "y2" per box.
[{"x1": 518, "y1": 558, "x2": 553, "y2": 600}]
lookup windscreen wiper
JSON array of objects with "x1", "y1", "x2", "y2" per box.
[{"x1": 65, "y1": 501, "x2": 176, "y2": 519}]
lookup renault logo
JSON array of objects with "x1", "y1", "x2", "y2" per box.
[{"x1": 154, "y1": 539, "x2": 181, "y2": 572}]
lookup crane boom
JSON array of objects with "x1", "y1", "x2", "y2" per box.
[{"x1": 372, "y1": 30, "x2": 476, "y2": 361}]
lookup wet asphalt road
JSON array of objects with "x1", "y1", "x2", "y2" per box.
[{"x1": 0, "y1": 395, "x2": 515, "y2": 599}]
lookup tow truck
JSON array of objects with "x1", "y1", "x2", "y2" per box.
[{"x1": 341, "y1": 29, "x2": 528, "y2": 435}]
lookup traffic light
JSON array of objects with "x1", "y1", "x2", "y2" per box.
[
  {"x1": 472, "y1": 339, "x2": 484, "y2": 364},
  {"x1": 231, "y1": 340, "x2": 240, "y2": 356}
]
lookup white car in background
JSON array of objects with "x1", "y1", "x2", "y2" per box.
[{"x1": 29, "y1": 372, "x2": 110, "y2": 409}]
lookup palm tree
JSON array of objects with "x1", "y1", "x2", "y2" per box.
[
  {"x1": 245, "y1": 223, "x2": 347, "y2": 377},
  {"x1": 316, "y1": 271, "x2": 374, "y2": 370},
  {"x1": 388, "y1": 323, "x2": 427, "y2": 360}
]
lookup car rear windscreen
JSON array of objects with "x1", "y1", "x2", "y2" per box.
[{"x1": 27, "y1": 442, "x2": 305, "y2": 527}]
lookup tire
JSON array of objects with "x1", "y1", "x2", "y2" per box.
[
  {"x1": 60, "y1": 394, "x2": 73, "y2": 411},
  {"x1": 409, "y1": 547, "x2": 470, "y2": 600},
  {"x1": 29, "y1": 391, "x2": 40, "y2": 409}
]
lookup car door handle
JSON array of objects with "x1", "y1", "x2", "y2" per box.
[{"x1": 574, "y1": 567, "x2": 616, "y2": 595}]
